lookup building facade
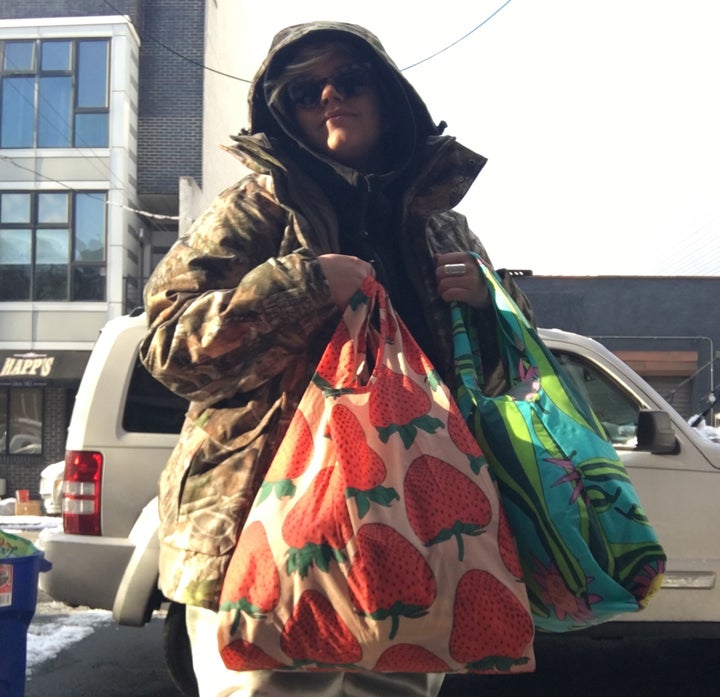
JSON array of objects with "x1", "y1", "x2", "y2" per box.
[
  {"x1": 516, "y1": 274, "x2": 720, "y2": 422},
  {"x1": 0, "y1": 1, "x2": 210, "y2": 498}
]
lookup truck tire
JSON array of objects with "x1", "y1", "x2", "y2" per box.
[{"x1": 163, "y1": 602, "x2": 199, "y2": 697}]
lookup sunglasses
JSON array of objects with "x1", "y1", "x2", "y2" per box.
[{"x1": 286, "y1": 63, "x2": 373, "y2": 109}]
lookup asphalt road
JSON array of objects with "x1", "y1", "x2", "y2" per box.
[
  {"x1": 442, "y1": 635, "x2": 720, "y2": 697},
  {"x1": 25, "y1": 611, "x2": 183, "y2": 697},
  {"x1": 23, "y1": 615, "x2": 720, "y2": 697}
]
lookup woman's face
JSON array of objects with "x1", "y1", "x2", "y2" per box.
[{"x1": 290, "y1": 50, "x2": 384, "y2": 172}]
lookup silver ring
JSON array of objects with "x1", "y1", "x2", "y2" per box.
[{"x1": 444, "y1": 263, "x2": 467, "y2": 277}]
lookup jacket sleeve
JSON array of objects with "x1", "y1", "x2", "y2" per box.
[{"x1": 139, "y1": 175, "x2": 338, "y2": 404}]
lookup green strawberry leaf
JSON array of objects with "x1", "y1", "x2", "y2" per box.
[
  {"x1": 347, "y1": 288, "x2": 370, "y2": 310},
  {"x1": 426, "y1": 369, "x2": 442, "y2": 392},
  {"x1": 424, "y1": 522, "x2": 486, "y2": 561},
  {"x1": 285, "y1": 542, "x2": 346, "y2": 578},
  {"x1": 219, "y1": 598, "x2": 267, "y2": 634},
  {"x1": 365, "y1": 602, "x2": 430, "y2": 640},
  {"x1": 311, "y1": 374, "x2": 359, "y2": 398},
  {"x1": 257, "y1": 478, "x2": 296, "y2": 504},
  {"x1": 376, "y1": 415, "x2": 444, "y2": 448},
  {"x1": 467, "y1": 452, "x2": 488, "y2": 475},
  {"x1": 346, "y1": 485, "x2": 400, "y2": 519}
]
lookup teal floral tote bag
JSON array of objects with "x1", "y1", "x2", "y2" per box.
[{"x1": 451, "y1": 255, "x2": 666, "y2": 632}]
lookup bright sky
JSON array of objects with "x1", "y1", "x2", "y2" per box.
[{"x1": 234, "y1": 0, "x2": 720, "y2": 276}]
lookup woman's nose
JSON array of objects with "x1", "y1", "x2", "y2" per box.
[{"x1": 320, "y1": 81, "x2": 343, "y2": 104}]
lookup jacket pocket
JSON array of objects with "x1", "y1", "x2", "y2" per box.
[{"x1": 158, "y1": 399, "x2": 282, "y2": 558}]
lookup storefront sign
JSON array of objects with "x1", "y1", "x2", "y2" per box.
[
  {"x1": 0, "y1": 351, "x2": 90, "y2": 384},
  {"x1": 0, "y1": 354, "x2": 55, "y2": 378}
]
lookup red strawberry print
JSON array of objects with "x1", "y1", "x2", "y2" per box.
[
  {"x1": 404, "y1": 454, "x2": 492, "y2": 561},
  {"x1": 220, "y1": 639, "x2": 284, "y2": 671},
  {"x1": 280, "y1": 589, "x2": 362, "y2": 667},
  {"x1": 346, "y1": 523, "x2": 437, "y2": 640},
  {"x1": 258, "y1": 411, "x2": 314, "y2": 502},
  {"x1": 373, "y1": 643, "x2": 450, "y2": 673},
  {"x1": 219, "y1": 521, "x2": 281, "y2": 630},
  {"x1": 369, "y1": 365, "x2": 444, "y2": 447},
  {"x1": 447, "y1": 400, "x2": 486, "y2": 474},
  {"x1": 497, "y1": 505, "x2": 524, "y2": 579},
  {"x1": 398, "y1": 320, "x2": 441, "y2": 391},
  {"x1": 450, "y1": 569, "x2": 534, "y2": 671},
  {"x1": 313, "y1": 320, "x2": 358, "y2": 393},
  {"x1": 329, "y1": 403, "x2": 399, "y2": 518},
  {"x1": 281, "y1": 466, "x2": 354, "y2": 576}
]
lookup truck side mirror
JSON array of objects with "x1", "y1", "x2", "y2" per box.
[{"x1": 636, "y1": 410, "x2": 677, "y2": 454}]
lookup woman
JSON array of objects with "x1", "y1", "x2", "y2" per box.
[{"x1": 140, "y1": 20, "x2": 533, "y2": 697}]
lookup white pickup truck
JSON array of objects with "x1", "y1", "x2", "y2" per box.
[{"x1": 38, "y1": 312, "x2": 720, "y2": 696}]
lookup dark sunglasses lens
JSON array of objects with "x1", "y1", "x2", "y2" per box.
[
  {"x1": 334, "y1": 67, "x2": 370, "y2": 98},
  {"x1": 287, "y1": 65, "x2": 371, "y2": 108},
  {"x1": 288, "y1": 80, "x2": 323, "y2": 108}
]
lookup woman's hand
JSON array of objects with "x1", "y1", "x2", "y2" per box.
[
  {"x1": 318, "y1": 254, "x2": 375, "y2": 310},
  {"x1": 435, "y1": 252, "x2": 490, "y2": 308}
]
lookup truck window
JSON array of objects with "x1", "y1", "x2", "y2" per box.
[
  {"x1": 554, "y1": 352, "x2": 639, "y2": 448},
  {"x1": 122, "y1": 358, "x2": 188, "y2": 434}
]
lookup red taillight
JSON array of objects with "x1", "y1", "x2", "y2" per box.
[{"x1": 62, "y1": 450, "x2": 102, "y2": 535}]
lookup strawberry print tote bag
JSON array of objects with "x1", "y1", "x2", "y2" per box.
[
  {"x1": 452, "y1": 254, "x2": 666, "y2": 633},
  {"x1": 217, "y1": 277, "x2": 535, "y2": 674}
]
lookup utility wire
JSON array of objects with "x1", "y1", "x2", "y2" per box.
[
  {"x1": 101, "y1": 0, "x2": 250, "y2": 82},
  {"x1": 101, "y1": 0, "x2": 513, "y2": 79},
  {"x1": 402, "y1": 0, "x2": 513, "y2": 70},
  {"x1": 0, "y1": 156, "x2": 183, "y2": 222}
]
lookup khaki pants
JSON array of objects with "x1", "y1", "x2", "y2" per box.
[{"x1": 186, "y1": 605, "x2": 446, "y2": 697}]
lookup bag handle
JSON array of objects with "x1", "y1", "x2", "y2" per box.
[
  {"x1": 314, "y1": 276, "x2": 396, "y2": 392},
  {"x1": 451, "y1": 255, "x2": 533, "y2": 395},
  {"x1": 452, "y1": 253, "x2": 609, "y2": 436}
]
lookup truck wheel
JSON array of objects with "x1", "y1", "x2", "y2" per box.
[{"x1": 164, "y1": 602, "x2": 199, "y2": 697}]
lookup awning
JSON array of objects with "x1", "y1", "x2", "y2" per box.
[{"x1": 0, "y1": 350, "x2": 91, "y2": 385}]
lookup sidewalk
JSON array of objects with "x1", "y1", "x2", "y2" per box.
[{"x1": 0, "y1": 514, "x2": 61, "y2": 543}]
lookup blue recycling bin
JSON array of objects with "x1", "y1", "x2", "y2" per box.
[{"x1": 0, "y1": 549, "x2": 51, "y2": 697}]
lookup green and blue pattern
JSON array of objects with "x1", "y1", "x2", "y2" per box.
[{"x1": 452, "y1": 255, "x2": 666, "y2": 632}]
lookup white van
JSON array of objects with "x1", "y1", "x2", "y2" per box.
[{"x1": 39, "y1": 312, "x2": 720, "y2": 695}]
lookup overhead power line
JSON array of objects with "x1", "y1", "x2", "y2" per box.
[
  {"x1": 0, "y1": 155, "x2": 183, "y2": 222},
  {"x1": 101, "y1": 0, "x2": 513, "y2": 80},
  {"x1": 102, "y1": 0, "x2": 250, "y2": 82},
  {"x1": 402, "y1": 1, "x2": 513, "y2": 70}
]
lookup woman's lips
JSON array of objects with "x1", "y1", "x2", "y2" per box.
[{"x1": 324, "y1": 109, "x2": 354, "y2": 123}]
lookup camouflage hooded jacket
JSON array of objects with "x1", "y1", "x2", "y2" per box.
[{"x1": 139, "y1": 21, "x2": 534, "y2": 610}]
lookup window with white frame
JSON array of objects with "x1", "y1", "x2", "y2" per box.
[
  {"x1": 0, "y1": 38, "x2": 109, "y2": 148},
  {"x1": 0, "y1": 190, "x2": 106, "y2": 301}
]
